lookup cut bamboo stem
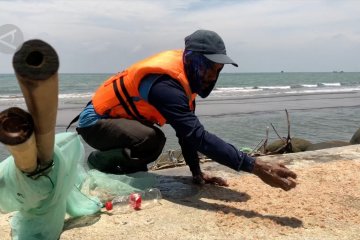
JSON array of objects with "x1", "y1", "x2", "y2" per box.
[
  {"x1": 12, "y1": 39, "x2": 59, "y2": 166},
  {"x1": 0, "y1": 107, "x2": 37, "y2": 172}
]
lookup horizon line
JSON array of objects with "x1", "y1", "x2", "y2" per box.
[{"x1": 1, "y1": 71, "x2": 359, "y2": 75}]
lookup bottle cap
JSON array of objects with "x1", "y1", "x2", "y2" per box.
[
  {"x1": 129, "y1": 193, "x2": 142, "y2": 210},
  {"x1": 105, "y1": 201, "x2": 113, "y2": 211}
]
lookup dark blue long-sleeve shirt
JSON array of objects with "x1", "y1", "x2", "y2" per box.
[{"x1": 147, "y1": 74, "x2": 255, "y2": 176}]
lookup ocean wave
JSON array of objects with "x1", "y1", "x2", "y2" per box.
[
  {"x1": 214, "y1": 87, "x2": 263, "y2": 93},
  {"x1": 0, "y1": 84, "x2": 359, "y2": 103},
  {"x1": 0, "y1": 93, "x2": 93, "y2": 102},
  {"x1": 215, "y1": 82, "x2": 348, "y2": 93},
  {"x1": 58, "y1": 92, "x2": 93, "y2": 99},
  {"x1": 318, "y1": 82, "x2": 342, "y2": 87},
  {"x1": 285, "y1": 87, "x2": 360, "y2": 94},
  {"x1": 210, "y1": 85, "x2": 360, "y2": 98},
  {"x1": 0, "y1": 94, "x2": 23, "y2": 100},
  {"x1": 291, "y1": 84, "x2": 318, "y2": 88},
  {"x1": 257, "y1": 85, "x2": 291, "y2": 90}
]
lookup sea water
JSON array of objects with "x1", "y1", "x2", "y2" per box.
[{"x1": 0, "y1": 72, "x2": 359, "y2": 160}]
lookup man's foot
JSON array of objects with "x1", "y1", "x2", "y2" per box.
[{"x1": 88, "y1": 149, "x2": 148, "y2": 174}]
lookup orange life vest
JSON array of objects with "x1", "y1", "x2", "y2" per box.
[{"x1": 92, "y1": 50, "x2": 197, "y2": 126}]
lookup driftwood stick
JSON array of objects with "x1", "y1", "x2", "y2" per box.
[
  {"x1": 271, "y1": 123, "x2": 286, "y2": 143},
  {"x1": 250, "y1": 139, "x2": 264, "y2": 155},
  {"x1": 263, "y1": 126, "x2": 269, "y2": 153},
  {"x1": 286, "y1": 109, "x2": 291, "y2": 140},
  {"x1": 273, "y1": 144, "x2": 287, "y2": 154},
  {"x1": 267, "y1": 110, "x2": 294, "y2": 154},
  {"x1": 284, "y1": 109, "x2": 293, "y2": 152}
]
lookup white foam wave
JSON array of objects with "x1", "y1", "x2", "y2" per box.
[
  {"x1": 58, "y1": 92, "x2": 93, "y2": 99},
  {"x1": 0, "y1": 93, "x2": 93, "y2": 102},
  {"x1": 319, "y1": 82, "x2": 341, "y2": 87},
  {"x1": 1, "y1": 85, "x2": 359, "y2": 103},
  {"x1": 214, "y1": 87, "x2": 263, "y2": 93},
  {"x1": 258, "y1": 85, "x2": 291, "y2": 90},
  {"x1": 286, "y1": 87, "x2": 360, "y2": 94},
  {"x1": 0, "y1": 95, "x2": 23, "y2": 100}
]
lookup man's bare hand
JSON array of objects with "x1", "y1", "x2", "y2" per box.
[
  {"x1": 252, "y1": 158, "x2": 297, "y2": 191},
  {"x1": 193, "y1": 171, "x2": 229, "y2": 186}
]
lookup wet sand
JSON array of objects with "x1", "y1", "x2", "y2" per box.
[
  {"x1": 196, "y1": 91, "x2": 360, "y2": 116},
  {"x1": 1, "y1": 91, "x2": 359, "y2": 160}
]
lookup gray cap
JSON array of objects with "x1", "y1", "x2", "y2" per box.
[{"x1": 184, "y1": 30, "x2": 238, "y2": 67}]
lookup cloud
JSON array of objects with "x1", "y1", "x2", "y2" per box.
[{"x1": 0, "y1": 0, "x2": 359, "y2": 73}]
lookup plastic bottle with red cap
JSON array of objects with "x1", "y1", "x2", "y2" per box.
[{"x1": 104, "y1": 188, "x2": 162, "y2": 214}]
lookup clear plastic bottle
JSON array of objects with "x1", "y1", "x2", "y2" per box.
[
  {"x1": 140, "y1": 188, "x2": 162, "y2": 209},
  {"x1": 104, "y1": 188, "x2": 162, "y2": 214}
]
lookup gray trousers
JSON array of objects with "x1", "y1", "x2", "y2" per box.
[{"x1": 76, "y1": 118, "x2": 166, "y2": 173}]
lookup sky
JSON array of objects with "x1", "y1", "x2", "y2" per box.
[{"x1": 0, "y1": 0, "x2": 359, "y2": 73}]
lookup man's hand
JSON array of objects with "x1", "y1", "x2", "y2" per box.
[
  {"x1": 252, "y1": 158, "x2": 297, "y2": 191},
  {"x1": 193, "y1": 171, "x2": 229, "y2": 186}
]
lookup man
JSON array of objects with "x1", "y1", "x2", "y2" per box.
[{"x1": 72, "y1": 30, "x2": 297, "y2": 191}]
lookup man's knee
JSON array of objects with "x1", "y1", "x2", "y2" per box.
[
  {"x1": 153, "y1": 127, "x2": 166, "y2": 148},
  {"x1": 134, "y1": 127, "x2": 166, "y2": 161},
  {"x1": 148, "y1": 127, "x2": 166, "y2": 153}
]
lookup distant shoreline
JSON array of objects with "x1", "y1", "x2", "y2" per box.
[{"x1": 2, "y1": 71, "x2": 360, "y2": 75}]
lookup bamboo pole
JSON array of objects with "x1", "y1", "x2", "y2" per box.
[
  {"x1": 12, "y1": 39, "x2": 59, "y2": 166},
  {"x1": 0, "y1": 107, "x2": 37, "y2": 172}
]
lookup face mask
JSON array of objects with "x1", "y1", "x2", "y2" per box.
[
  {"x1": 183, "y1": 51, "x2": 222, "y2": 98},
  {"x1": 199, "y1": 78, "x2": 216, "y2": 98}
]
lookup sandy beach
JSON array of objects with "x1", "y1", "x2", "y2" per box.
[{"x1": 0, "y1": 145, "x2": 359, "y2": 239}]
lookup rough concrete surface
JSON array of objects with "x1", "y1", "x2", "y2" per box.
[{"x1": 1, "y1": 145, "x2": 360, "y2": 240}]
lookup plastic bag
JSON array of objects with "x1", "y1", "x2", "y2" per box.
[{"x1": 0, "y1": 132, "x2": 101, "y2": 240}]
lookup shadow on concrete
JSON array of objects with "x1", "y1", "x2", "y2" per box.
[
  {"x1": 152, "y1": 164, "x2": 303, "y2": 229},
  {"x1": 63, "y1": 212, "x2": 102, "y2": 231}
]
